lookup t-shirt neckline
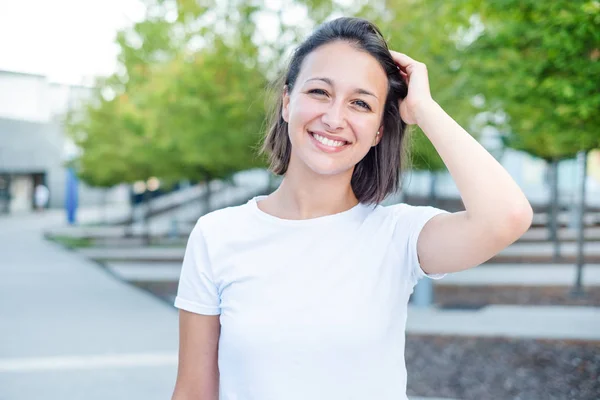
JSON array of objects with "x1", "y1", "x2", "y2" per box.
[{"x1": 248, "y1": 195, "x2": 369, "y2": 226}]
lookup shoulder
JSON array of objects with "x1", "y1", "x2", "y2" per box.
[
  {"x1": 195, "y1": 202, "x2": 248, "y2": 230},
  {"x1": 381, "y1": 202, "x2": 450, "y2": 233},
  {"x1": 189, "y1": 201, "x2": 254, "y2": 246},
  {"x1": 374, "y1": 202, "x2": 434, "y2": 219}
]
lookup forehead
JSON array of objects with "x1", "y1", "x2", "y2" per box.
[{"x1": 297, "y1": 41, "x2": 388, "y2": 96}]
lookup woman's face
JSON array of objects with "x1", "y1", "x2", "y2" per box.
[{"x1": 282, "y1": 40, "x2": 388, "y2": 178}]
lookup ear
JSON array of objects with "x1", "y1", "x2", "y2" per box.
[
  {"x1": 282, "y1": 85, "x2": 290, "y2": 123},
  {"x1": 372, "y1": 125, "x2": 384, "y2": 146}
]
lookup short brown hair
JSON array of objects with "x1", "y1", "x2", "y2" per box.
[{"x1": 259, "y1": 17, "x2": 410, "y2": 205}]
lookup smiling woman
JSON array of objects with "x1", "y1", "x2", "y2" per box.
[
  {"x1": 261, "y1": 21, "x2": 409, "y2": 207},
  {"x1": 171, "y1": 16, "x2": 533, "y2": 400},
  {"x1": 282, "y1": 41, "x2": 391, "y2": 179}
]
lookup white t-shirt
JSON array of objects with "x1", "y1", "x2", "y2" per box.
[{"x1": 174, "y1": 195, "x2": 448, "y2": 400}]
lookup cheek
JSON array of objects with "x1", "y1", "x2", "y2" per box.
[
  {"x1": 354, "y1": 119, "x2": 377, "y2": 138},
  {"x1": 289, "y1": 97, "x2": 322, "y2": 127}
]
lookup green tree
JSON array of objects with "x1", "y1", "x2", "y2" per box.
[
  {"x1": 359, "y1": 0, "x2": 480, "y2": 205},
  {"x1": 66, "y1": 0, "x2": 273, "y2": 220},
  {"x1": 137, "y1": 37, "x2": 268, "y2": 183},
  {"x1": 291, "y1": 0, "x2": 479, "y2": 204},
  {"x1": 442, "y1": 0, "x2": 600, "y2": 287}
]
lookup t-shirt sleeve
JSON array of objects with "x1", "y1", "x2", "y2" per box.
[
  {"x1": 174, "y1": 221, "x2": 221, "y2": 315},
  {"x1": 393, "y1": 204, "x2": 450, "y2": 287}
]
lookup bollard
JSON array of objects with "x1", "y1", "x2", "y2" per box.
[
  {"x1": 412, "y1": 278, "x2": 433, "y2": 307},
  {"x1": 169, "y1": 218, "x2": 179, "y2": 239}
]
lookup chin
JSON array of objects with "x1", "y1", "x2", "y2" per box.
[{"x1": 303, "y1": 157, "x2": 355, "y2": 177}]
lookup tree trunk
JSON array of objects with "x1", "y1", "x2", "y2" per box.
[
  {"x1": 572, "y1": 151, "x2": 588, "y2": 296},
  {"x1": 102, "y1": 188, "x2": 108, "y2": 225},
  {"x1": 143, "y1": 189, "x2": 151, "y2": 246},
  {"x1": 548, "y1": 159, "x2": 560, "y2": 261},
  {"x1": 126, "y1": 185, "x2": 135, "y2": 238},
  {"x1": 203, "y1": 174, "x2": 212, "y2": 216}
]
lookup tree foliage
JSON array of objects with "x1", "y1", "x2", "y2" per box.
[
  {"x1": 445, "y1": 0, "x2": 600, "y2": 160},
  {"x1": 65, "y1": 0, "x2": 270, "y2": 188},
  {"x1": 67, "y1": 0, "x2": 599, "y2": 191}
]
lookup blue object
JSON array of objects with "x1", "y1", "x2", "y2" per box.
[
  {"x1": 65, "y1": 168, "x2": 79, "y2": 225},
  {"x1": 412, "y1": 278, "x2": 433, "y2": 307}
]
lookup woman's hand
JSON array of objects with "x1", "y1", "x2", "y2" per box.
[{"x1": 389, "y1": 50, "x2": 434, "y2": 125}]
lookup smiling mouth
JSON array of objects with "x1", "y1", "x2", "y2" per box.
[{"x1": 308, "y1": 130, "x2": 351, "y2": 148}]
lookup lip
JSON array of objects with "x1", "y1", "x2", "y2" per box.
[
  {"x1": 308, "y1": 130, "x2": 351, "y2": 153},
  {"x1": 309, "y1": 130, "x2": 352, "y2": 144}
]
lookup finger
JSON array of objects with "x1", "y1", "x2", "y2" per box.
[{"x1": 389, "y1": 50, "x2": 418, "y2": 68}]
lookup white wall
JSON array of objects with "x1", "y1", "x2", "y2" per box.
[
  {"x1": 0, "y1": 70, "x2": 122, "y2": 210},
  {"x1": 0, "y1": 71, "x2": 48, "y2": 122},
  {"x1": 0, "y1": 70, "x2": 92, "y2": 124}
]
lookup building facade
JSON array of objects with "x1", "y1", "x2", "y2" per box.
[{"x1": 0, "y1": 70, "x2": 126, "y2": 214}]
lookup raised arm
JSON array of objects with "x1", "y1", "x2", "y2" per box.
[
  {"x1": 172, "y1": 311, "x2": 220, "y2": 400},
  {"x1": 391, "y1": 50, "x2": 533, "y2": 275}
]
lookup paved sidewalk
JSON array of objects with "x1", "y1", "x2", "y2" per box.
[{"x1": 0, "y1": 214, "x2": 179, "y2": 400}]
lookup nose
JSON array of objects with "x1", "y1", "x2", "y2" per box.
[{"x1": 321, "y1": 100, "x2": 346, "y2": 131}]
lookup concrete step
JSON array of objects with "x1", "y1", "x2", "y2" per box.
[
  {"x1": 82, "y1": 241, "x2": 600, "y2": 265},
  {"x1": 103, "y1": 260, "x2": 600, "y2": 288},
  {"x1": 105, "y1": 262, "x2": 182, "y2": 282},
  {"x1": 411, "y1": 398, "x2": 459, "y2": 400},
  {"x1": 78, "y1": 247, "x2": 184, "y2": 262},
  {"x1": 490, "y1": 241, "x2": 600, "y2": 263},
  {"x1": 439, "y1": 264, "x2": 600, "y2": 286},
  {"x1": 519, "y1": 227, "x2": 600, "y2": 242},
  {"x1": 407, "y1": 305, "x2": 600, "y2": 341},
  {"x1": 531, "y1": 211, "x2": 600, "y2": 228}
]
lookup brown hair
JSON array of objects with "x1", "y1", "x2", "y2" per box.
[{"x1": 259, "y1": 17, "x2": 410, "y2": 205}]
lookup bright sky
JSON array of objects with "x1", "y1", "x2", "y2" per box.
[{"x1": 0, "y1": 0, "x2": 146, "y2": 85}]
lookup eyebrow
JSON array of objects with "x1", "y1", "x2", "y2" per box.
[{"x1": 305, "y1": 77, "x2": 379, "y2": 99}]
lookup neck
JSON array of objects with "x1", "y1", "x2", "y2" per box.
[{"x1": 261, "y1": 159, "x2": 359, "y2": 220}]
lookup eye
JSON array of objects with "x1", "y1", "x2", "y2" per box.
[
  {"x1": 307, "y1": 88, "x2": 328, "y2": 96},
  {"x1": 353, "y1": 99, "x2": 372, "y2": 111}
]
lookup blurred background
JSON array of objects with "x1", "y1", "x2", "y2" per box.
[{"x1": 0, "y1": 0, "x2": 599, "y2": 399}]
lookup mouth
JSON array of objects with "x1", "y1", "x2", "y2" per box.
[{"x1": 308, "y1": 130, "x2": 351, "y2": 151}]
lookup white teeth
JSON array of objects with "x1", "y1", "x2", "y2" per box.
[{"x1": 312, "y1": 132, "x2": 346, "y2": 147}]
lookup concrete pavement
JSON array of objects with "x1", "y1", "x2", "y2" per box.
[{"x1": 0, "y1": 213, "x2": 179, "y2": 400}]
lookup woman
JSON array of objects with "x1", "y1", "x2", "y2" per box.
[{"x1": 172, "y1": 17, "x2": 533, "y2": 400}]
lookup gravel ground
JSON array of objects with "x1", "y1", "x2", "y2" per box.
[
  {"x1": 406, "y1": 335, "x2": 600, "y2": 400},
  {"x1": 434, "y1": 286, "x2": 600, "y2": 308}
]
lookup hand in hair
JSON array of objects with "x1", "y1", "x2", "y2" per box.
[{"x1": 389, "y1": 50, "x2": 433, "y2": 126}]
